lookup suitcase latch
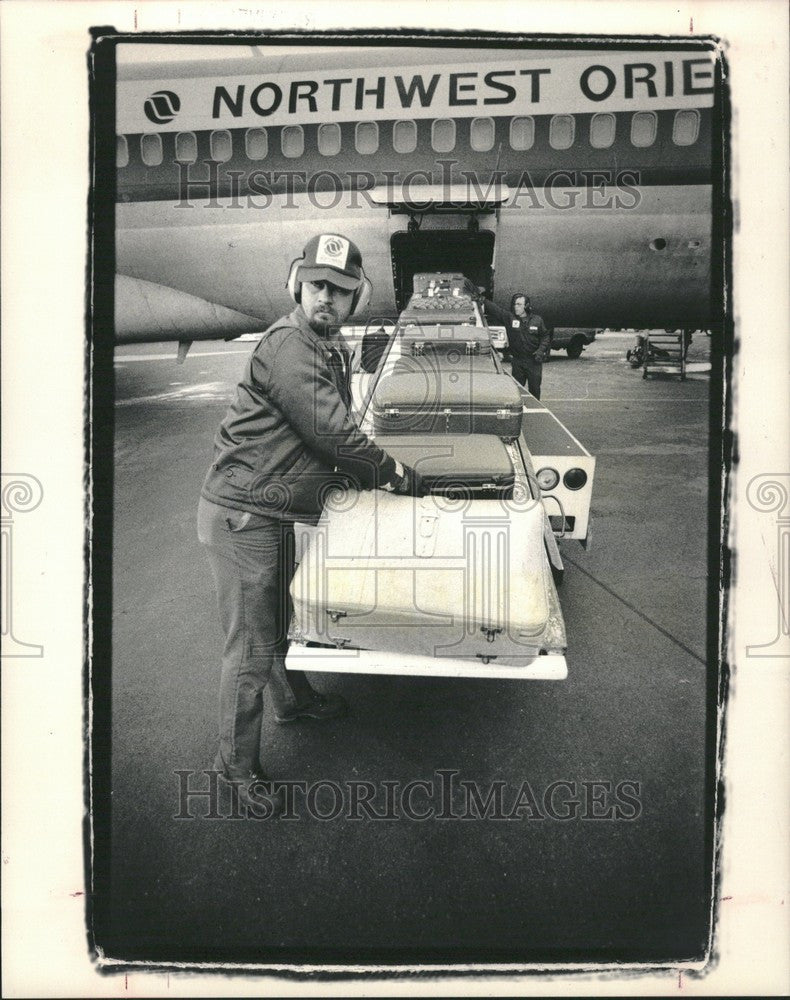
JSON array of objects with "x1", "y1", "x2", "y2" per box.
[
  {"x1": 480, "y1": 625, "x2": 503, "y2": 643},
  {"x1": 496, "y1": 409, "x2": 510, "y2": 420},
  {"x1": 326, "y1": 609, "x2": 347, "y2": 623},
  {"x1": 384, "y1": 407, "x2": 400, "y2": 417}
]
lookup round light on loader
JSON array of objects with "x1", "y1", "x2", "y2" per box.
[
  {"x1": 563, "y1": 467, "x2": 588, "y2": 491},
  {"x1": 537, "y1": 467, "x2": 560, "y2": 491}
]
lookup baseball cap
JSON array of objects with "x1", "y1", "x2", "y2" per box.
[{"x1": 296, "y1": 234, "x2": 363, "y2": 291}]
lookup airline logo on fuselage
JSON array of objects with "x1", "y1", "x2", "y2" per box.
[
  {"x1": 143, "y1": 90, "x2": 181, "y2": 125},
  {"x1": 119, "y1": 51, "x2": 715, "y2": 133}
]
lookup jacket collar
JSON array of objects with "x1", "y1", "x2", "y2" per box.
[{"x1": 288, "y1": 307, "x2": 347, "y2": 352}]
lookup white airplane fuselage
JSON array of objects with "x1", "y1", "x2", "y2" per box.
[{"x1": 115, "y1": 44, "x2": 718, "y2": 342}]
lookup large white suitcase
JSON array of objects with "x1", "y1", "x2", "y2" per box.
[{"x1": 291, "y1": 490, "x2": 553, "y2": 663}]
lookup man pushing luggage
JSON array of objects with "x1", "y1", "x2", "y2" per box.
[{"x1": 198, "y1": 234, "x2": 425, "y2": 815}]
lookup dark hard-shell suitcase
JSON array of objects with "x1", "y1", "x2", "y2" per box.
[
  {"x1": 399, "y1": 306, "x2": 478, "y2": 325},
  {"x1": 360, "y1": 328, "x2": 392, "y2": 373},
  {"x1": 371, "y1": 371, "x2": 523, "y2": 439},
  {"x1": 401, "y1": 323, "x2": 492, "y2": 357},
  {"x1": 291, "y1": 490, "x2": 552, "y2": 661},
  {"x1": 391, "y1": 352, "x2": 498, "y2": 376},
  {"x1": 374, "y1": 433, "x2": 515, "y2": 497}
]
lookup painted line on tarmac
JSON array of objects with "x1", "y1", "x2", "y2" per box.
[
  {"x1": 115, "y1": 349, "x2": 250, "y2": 363},
  {"x1": 116, "y1": 382, "x2": 232, "y2": 406},
  {"x1": 563, "y1": 554, "x2": 706, "y2": 665}
]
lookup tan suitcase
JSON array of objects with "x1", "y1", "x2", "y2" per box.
[{"x1": 291, "y1": 491, "x2": 553, "y2": 662}]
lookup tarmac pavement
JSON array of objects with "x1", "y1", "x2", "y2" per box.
[{"x1": 99, "y1": 332, "x2": 716, "y2": 966}]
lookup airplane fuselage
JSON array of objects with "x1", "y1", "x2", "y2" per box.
[{"x1": 114, "y1": 45, "x2": 718, "y2": 342}]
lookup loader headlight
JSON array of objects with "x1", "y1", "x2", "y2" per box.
[
  {"x1": 563, "y1": 468, "x2": 587, "y2": 491},
  {"x1": 536, "y1": 467, "x2": 560, "y2": 491}
]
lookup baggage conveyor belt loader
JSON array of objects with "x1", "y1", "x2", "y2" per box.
[{"x1": 286, "y1": 274, "x2": 595, "y2": 681}]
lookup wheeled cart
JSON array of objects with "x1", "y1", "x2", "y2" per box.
[{"x1": 641, "y1": 330, "x2": 687, "y2": 380}]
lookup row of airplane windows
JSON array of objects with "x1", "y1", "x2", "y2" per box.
[{"x1": 118, "y1": 109, "x2": 701, "y2": 168}]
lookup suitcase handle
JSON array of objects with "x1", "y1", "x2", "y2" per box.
[{"x1": 416, "y1": 513, "x2": 439, "y2": 557}]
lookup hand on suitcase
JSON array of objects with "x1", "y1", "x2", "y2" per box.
[{"x1": 393, "y1": 464, "x2": 428, "y2": 497}]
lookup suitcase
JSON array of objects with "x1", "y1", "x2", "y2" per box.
[
  {"x1": 390, "y1": 352, "x2": 498, "y2": 376},
  {"x1": 373, "y1": 433, "x2": 515, "y2": 497},
  {"x1": 371, "y1": 370, "x2": 523, "y2": 438},
  {"x1": 290, "y1": 490, "x2": 552, "y2": 662},
  {"x1": 411, "y1": 272, "x2": 477, "y2": 297},
  {"x1": 360, "y1": 328, "x2": 392, "y2": 373},
  {"x1": 400, "y1": 308, "x2": 479, "y2": 326},
  {"x1": 400, "y1": 323, "x2": 492, "y2": 357}
]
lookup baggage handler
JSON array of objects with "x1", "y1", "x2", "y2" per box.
[
  {"x1": 483, "y1": 292, "x2": 551, "y2": 399},
  {"x1": 198, "y1": 234, "x2": 424, "y2": 814}
]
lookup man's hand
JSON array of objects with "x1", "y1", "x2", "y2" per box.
[{"x1": 391, "y1": 464, "x2": 428, "y2": 497}]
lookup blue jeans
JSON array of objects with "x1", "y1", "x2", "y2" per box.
[{"x1": 197, "y1": 496, "x2": 316, "y2": 777}]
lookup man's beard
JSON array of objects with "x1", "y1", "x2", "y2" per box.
[{"x1": 306, "y1": 306, "x2": 338, "y2": 336}]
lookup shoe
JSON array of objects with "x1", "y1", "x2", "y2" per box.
[
  {"x1": 216, "y1": 765, "x2": 284, "y2": 818},
  {"x1": 274, "y1": 692, "x2": 348, "y2": 724}
]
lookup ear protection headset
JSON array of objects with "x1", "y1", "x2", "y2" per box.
[{"x1": 286, "y1": 257, "x2": 372, "y2": 315}]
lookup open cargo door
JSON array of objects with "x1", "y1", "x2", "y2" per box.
[
  {"x1": 390, "y1": 230, "x2": 496, "y2": 312},
  {"x1": 369, "y1": 182, "x2": 508, "y2": 310}
]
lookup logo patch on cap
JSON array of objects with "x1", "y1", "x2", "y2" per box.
[{"x1": 315, "y1": 235, "x2": 350, "y2": 269}]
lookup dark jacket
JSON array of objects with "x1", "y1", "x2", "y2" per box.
[
  {"x1": 483, "y1": 300, "x2": 551, "y2": 361},
  {"x1": 201, "y1": 308, "x2": 398, "y2": 521}
]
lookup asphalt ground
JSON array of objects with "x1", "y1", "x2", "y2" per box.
[{"x1": 100, "y1": 331, "x2": 716, "y2": 966}]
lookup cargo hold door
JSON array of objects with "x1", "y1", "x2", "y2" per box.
[{"x1": 369, "y1": 182, "x2": 508, "y2": 311}]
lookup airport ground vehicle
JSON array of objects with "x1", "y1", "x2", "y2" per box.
[
  {"x1": 549, "y1": 328, "x2": 599, "y2": 358},
  {"x1": 286, "y1": 274, "x2": 595, "y2": 682}
]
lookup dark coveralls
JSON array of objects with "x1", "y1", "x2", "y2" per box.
[
  {"x1": 484, "y1": 299, "x2": 551, "y2": 399},
  {"x1": 198, "y1": 308, "x2": 398, "y2": 779}
]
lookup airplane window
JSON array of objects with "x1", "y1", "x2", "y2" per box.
[
  {"x1": 318, "y1": 123, "x2": 342, "y2": 156},
  {"x1": 175, "y1": 132, "x2": 198, "y2": 163},
  {"x1": 590, "y1": 113, "x2": 616, "y2": 149},
  {"x1": 355, "y1": 121, "x2": 379, "y2": 155},
  {"x1": 549, "y1": 114, "x2": 575, "y2": 150},
  {"x1": 631, "y1": 111, "x2": 657, "y2": 148},
  {"x1": 470, "y1": 117, "x2": 495, "y2": 152},
  {"x1": 393, "y1": 120, "x2": 417, "y2": 154},
  {"x1": 140, "y1": 133, "x2": 163, "y2": 167},
  {"x1": 432, "y1": 119, "x2": 456, "y2": 153},
  {"x1": 509, "y1": 116, "x2": 535, "y2": 151},
  {"x1": 281, "y1": 125, "x2": 304, "y2": 158},
  {"x1": 116, "y1": 135, "x2": 129, "y2": 168},
  {"x1": 210, "y1": 129, "x2": 233, "y2": 162},
  {"x1": 673, "y1": 109, "x2": 700, "y2": 146},
  {"x1": 245, "y1": 128, "x2": 268, "y2": 160}
]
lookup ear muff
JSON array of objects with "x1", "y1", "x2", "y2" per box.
[
  {"x1": 286, "y1": 257, "x2": 302, "y2": 303},
  {"x1": 286, "y1": 259, "x2": 372, "y2": 315},
  {"x1": 350, "y1": 274, "x2": 371, "y2": 315}
]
